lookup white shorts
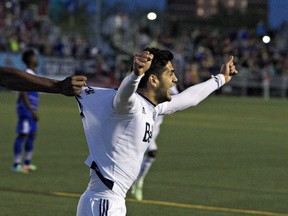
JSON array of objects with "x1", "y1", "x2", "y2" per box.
[
  {"x1": 76, "y1": 191, "x2": 126, "y2": 216},
  {"x1": 76, "y1": 170, "x2": 126, "y2": 216}
]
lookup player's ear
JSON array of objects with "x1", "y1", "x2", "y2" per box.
[{"x1": 149, "y1": 75, "x2": 159, "y2": 88}]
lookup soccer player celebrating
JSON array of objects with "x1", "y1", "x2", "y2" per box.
[
  {"x1": 0, "y1": 47, "x2": 237, "y2": 215},
  {"x1": 76, "y1": 47, "x2": 237, "y2": 216}
]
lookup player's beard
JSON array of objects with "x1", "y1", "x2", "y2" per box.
[{"x1": 156, "y1": 87, "x2": 172, "y2": 103}]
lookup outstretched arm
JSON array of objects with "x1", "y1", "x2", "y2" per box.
[
  {"x1": 0, "y1": 66, "x2": 87, "y2": 96},
  {"x1": 160, "y1": 56, "x2": 238, "y2": 114},
  {"x1": 113, "y1": 51, "x2": 153, "y2": 112}
]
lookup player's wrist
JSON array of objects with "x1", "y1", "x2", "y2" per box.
[
  {"x1": 131, "y1": 71, "x2": 145, "y2": 80},
  {"x1": 211, "y1": 74, "x2": 225, "y2": 88}
]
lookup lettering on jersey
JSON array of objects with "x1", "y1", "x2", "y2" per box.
[
  {"x1": 142, "y1": 107, "x2": 146, "y2": 114},
  {"x1": 142, "y1": 122, "x2": 153, "y2": 143},
  {"x1": 85, "y1": 86, "x2": 95, "y2": 95}
]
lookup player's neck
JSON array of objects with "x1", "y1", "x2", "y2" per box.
[{"x1": 137, "y1": 89, "x2": 158, "y2": 106}]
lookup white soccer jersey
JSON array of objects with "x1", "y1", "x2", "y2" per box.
[
  {"x1": 147, "y1": 85, "x2": 179, "y2": 151},
  {"x1": 76, "y1": 72, "x2": 225, "y2": 198}
]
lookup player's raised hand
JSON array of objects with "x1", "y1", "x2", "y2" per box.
[
  {"x1": 57, "y1": 75, "x2": 87, "y2": 96},
  {"x1": 133, "y1": 51, "x2": 154, "y2": 76},
  {"x1": 220, "y1": 56, "x2": 238, "y2": 83}
]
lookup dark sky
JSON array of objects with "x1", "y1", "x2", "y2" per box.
[
  {"x1": 268, "y1": 0, "x2": 288, "y2": 29},
  {"x1": 105, "y1": 0, "x2": 166, "y2": 10}
]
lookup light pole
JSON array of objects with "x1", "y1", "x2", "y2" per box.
[{"x1": 95, "y1": 0, "x2": 102, "y2": 46}]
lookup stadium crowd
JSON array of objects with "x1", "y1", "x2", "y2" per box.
[
  {"x1": 0, "y1": 1, "x2": 288, "y2": 89},
  {"x1": 0, "y1": 1, "x2": 91, "y2": 58}
]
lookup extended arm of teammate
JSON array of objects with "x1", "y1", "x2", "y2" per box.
[{"x1": 0, "y1": 66, "x2": 87, "y2": 96}]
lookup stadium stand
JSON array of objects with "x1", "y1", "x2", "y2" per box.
[{"x1": 0, "y1": 1, "x2": 287, "y2": 97}]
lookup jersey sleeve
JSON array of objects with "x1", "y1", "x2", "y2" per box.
[
  {"x1": 159, "y1": 74, "x2": 225, "y2": 115},
  {"x1": 113, "y1": 72, "x2": 144, "y2": 113}
]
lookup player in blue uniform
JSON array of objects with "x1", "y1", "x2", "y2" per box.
[{"x1": 12, "y1": 49, "x2": 40, "y2": 173}]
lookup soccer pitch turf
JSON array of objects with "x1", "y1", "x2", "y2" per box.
[{"x1": 0, "y1": 91, "x2": 288, "y2": 216}]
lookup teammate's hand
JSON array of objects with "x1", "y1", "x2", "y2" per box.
[
  {"x1": 220, "y1": 56, "x2": 238, "y2": 83},
  {"x1": 58, "y1": 75, "x2": 87, "y2": 96},
  {"x1": 133, "y1": 51, "x2": 154, "y2": 76}
]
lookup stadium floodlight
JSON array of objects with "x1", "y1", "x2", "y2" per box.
[
  {"x1": 5, "y1": 1, "x2": 12, "y2": 8},
  {"x1": 147, "y1": 12, "x2": 157, "y2": 21},
  {"x1": 262, "y1": 35, "x2": 271, "y2": 44}
]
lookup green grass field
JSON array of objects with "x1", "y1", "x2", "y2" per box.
[{"x1": 1, "y1": 91, "x2": 288, "y2": 216}]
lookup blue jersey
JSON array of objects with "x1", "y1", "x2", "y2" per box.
[{"x1": 16, "y1": 69, "x2": 39, "y2": 117}]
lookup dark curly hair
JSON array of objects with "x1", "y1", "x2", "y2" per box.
[
  {"x1": 138, "y1": 47, "x2": 173, "y2": 89},
  {"x1": 22, "y1": 49, "x2": 36, "y2": 66}
]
